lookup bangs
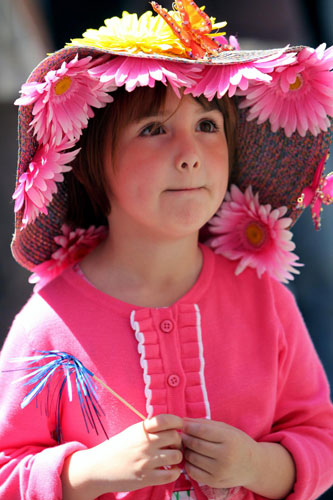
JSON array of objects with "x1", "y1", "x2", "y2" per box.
[{"x1": 111, "y1": 83, "x2": 169, "y2": 125}]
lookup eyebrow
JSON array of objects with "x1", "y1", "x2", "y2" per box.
[{"x1": 133, "y1": 104, "x2": 221, "y2": 123}]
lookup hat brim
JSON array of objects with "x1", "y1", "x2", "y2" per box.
[{"x1": 11, "y1": 45, "x2": 332, "y2": 270}]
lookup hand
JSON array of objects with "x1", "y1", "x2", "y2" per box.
[
  {"x1": 182, "y1": 418, "x2": 257, "y2": 489},
  {"x1": 97, "y1": 414, "x2": 184, "y2": 491},
  {"x1": 62, "y1": 414, "x2": 184, "y2": 499}
]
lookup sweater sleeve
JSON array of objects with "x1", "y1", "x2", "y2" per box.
[
  {"x1": 259, "y1": 281, "x2": 333, "y2": 499},
  {"x1": 0, "y1": 310, "x2": 87, "y2": 500}
]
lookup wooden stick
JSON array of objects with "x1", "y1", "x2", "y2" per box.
[{"x1": 94, "y1": 375, "x2": 146, "y2": 420}]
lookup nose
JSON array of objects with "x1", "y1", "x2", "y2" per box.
[
  {"x1": 178, "y1": 158, "x2": 200, "y2": 170},
  {"x1": 174, "y1": 135, "x2": 200, "y2": 172}
]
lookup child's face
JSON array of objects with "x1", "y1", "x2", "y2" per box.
[{"x1": 105, "y1": 88, "x2": 229, "y2": 240}]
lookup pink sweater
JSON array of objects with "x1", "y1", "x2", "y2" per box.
[{"x1": 0, "y1": 244, "x2": 332, "y2": 500}]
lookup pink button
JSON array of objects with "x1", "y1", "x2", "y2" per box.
[
  {"x1": 167, "y1": 374, "x2": 180, "y2": 387},
  {"x1": 160, "y1": 319, "x2": 174, "y2": 333}
]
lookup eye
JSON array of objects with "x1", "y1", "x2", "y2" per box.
[
  {"x1": 197, "y1": 119, "x2": 219, "y2": 133},
  {"x1": 140, "y1": 123, "x2": 165, "y2": 136}
]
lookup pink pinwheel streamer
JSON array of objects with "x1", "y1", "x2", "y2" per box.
[
  {"x1": 89, "y1": 55, "x2": 201, "y2": 96},
  {"x1": 238, "y1": 44, "x2": 333, "y2": 136},
  {"x1": 29, "y1": 224, "x2": 108, "y2": 290},
  {"x1": 12, "y1": 141, "x2": 80, "y2": 227},
  {"x1": 15, "y1": 55, "x2": 115, "y2": 146},
  {"x1": 296, "y1": 153, "x2": 333, "y2": 229},
  {"x1": 208, "y1": 185, "x2": 302, "y2": 283}
]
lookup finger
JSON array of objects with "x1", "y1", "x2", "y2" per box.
[
  {"x1": 143, "y1": 423, "x2": 183, "y2": 450},
  {"x1": 157, "y1": 429, "x2": 183, "y2": 449},
  {"x1": 144, "y1": 414, "x2": 183, "y2": 433},
  {"x1": 184, "y1": 448, "x2": 215, "y2": 475},
  {"x1": 184, "y1": 460, "x2": 213, "y2": 485},
  {"x1": 182, "y1": 432, "x2": 218, "y2": 459},
  {"x1": 152, "y1": 449, "x2": 183, "y2": 468},
  {"x1": 141, "y1": 422, "x2": 161, "y2": 443},
  {"x1": 142, "y1": 427, "x2": 183, "y2": 453},
  {"x1": 151, "y1": 466, "x2": 182, "y2": 485},
  {"x1": 183, "y1": 420, "x2": 222, "y2": 443}
]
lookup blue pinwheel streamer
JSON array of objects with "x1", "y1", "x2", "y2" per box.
[{"x1": 8, "y1": 350, "x2": 145, "y2": 443}]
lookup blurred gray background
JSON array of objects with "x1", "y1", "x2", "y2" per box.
[{"x1": 1, "y1": 2, "x2": 332, "y2": 495}]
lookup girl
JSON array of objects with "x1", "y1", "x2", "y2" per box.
[{"x1": 1, "y1": 1, "x2": 333, "y2": 499}]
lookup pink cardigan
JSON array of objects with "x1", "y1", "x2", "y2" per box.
[{"x1": 1, "y1": 244, "x2": 332, "y2": 500}]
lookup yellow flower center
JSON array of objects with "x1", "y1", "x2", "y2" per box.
[
  {"x1": 289, "y1": 74, "x2": 303, "y2": 91},
  {"x1": 297, "y1": 193, "x2": 305, "y2": 207},
  {"x1": 245, "y1": 222, "x2": 266, "y2": 247},
  {"x1": 54, "y1": 76, "x2": 72, "y2": 96}
]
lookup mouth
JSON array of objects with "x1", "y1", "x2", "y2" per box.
[{"x1": 167, "y1": 187, "x2": 204, "y2": 192}]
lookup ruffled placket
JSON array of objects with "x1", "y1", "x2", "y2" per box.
[
  {"x1": 130, "y1": 303, "x2": 211, "y2": 420},
  {"x1": 130, "y1": 303, "x2": 246, "y2": 500}
]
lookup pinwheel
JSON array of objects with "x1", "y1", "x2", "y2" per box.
[{"x1": 9, "y1": 350, "x2": 145, "y2": 443}]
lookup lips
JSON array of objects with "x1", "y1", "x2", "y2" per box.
[{"x1": 167, "y1": 187, "x2": 204, "y2": 191}]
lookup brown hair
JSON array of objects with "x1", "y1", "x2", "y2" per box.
[{"x1": 65, "y1": 83, "x2": 237, "y2": 228}]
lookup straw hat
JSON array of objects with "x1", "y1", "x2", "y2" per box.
[{"x1": 11, "y1": 0, "x2": 333, "y2": 284}]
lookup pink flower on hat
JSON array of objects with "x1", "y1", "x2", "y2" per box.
[
  {"x1": 29, "y1": 224, "x2": 108, "y2": 290},
  {"x1": 238, "y1": 44, "x2": 333, "y2": 137},
  {"x1": 15, "y1": 55, "x2": 114, "y2": 146},
  {"x1": 185, "y1": 49, "x2": 297, "y2": 100},
  {"x1": 296, "y1": 153, "x2": 333, "y2": 229},
  {"x1": 208, "y1": 185, "x2": 302, "y2": 283},
  {"x1": 89, "y1": 56, "x2": 201, "y2": 96},
  {"x1": 12, "y1": 141, "x2": 80, "y2": 227}
]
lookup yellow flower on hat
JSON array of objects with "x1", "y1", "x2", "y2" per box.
[{"x1": 68, "y1": 9, "x2": 226, "y2": 58}]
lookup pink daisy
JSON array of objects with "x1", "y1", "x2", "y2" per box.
[
  {"x1": 15, "y1": 55, "x2": 115, "y2": 145},
  {"x1": 185, "y1": 50, "x2": 297, "y2": 100},
  {"x1": 238, "y1": 44, "x2": 333, "y2": 136},
  {"x1": 89, "y1": 56, "x2": 201, "y2": 96},
  {"x1": 29, "y1": 224, "x2": 108, "y2": 290},
  {"x1": 296, "y1": 153, "x2": 333, "y2": 229},
  {"x1": 12, "y1": 141, "x2": 80, "y2": 227},
  {"x1": 208, "y1": 185, "x2": 302, "y2": 283}
]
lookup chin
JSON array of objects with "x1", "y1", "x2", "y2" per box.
[{"x1": 163, "y1": 214, "x2": 212, "y2": 239}]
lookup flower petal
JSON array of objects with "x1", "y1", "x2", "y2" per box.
[{"x1": 207, "y1": 184, "x2": 302, "y2": 282}]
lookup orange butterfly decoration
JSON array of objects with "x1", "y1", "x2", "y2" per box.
[{"x1": 151, "y1": 0, "x2": 233, "y2": 59}]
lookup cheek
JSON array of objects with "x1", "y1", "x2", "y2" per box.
[
  {"x1": 209, "y1": 150, "x2": 229, "y2": 184},
  {"x1": 108, "y1": 166, "x2": 159, "y2": 210},
  {"x1": 205, "y1": 131, "x2": 228, "y2": 164},
  {"x1": 208, "y1": 154, "x2": 229, "y2": 208}
]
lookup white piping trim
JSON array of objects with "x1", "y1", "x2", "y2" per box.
[
  {"x1": 130, "y1": 310, "x2": 153, "y2": 418},
  {"x1": 194, "y1": 304, "x2": 211, "y2": 419}
]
